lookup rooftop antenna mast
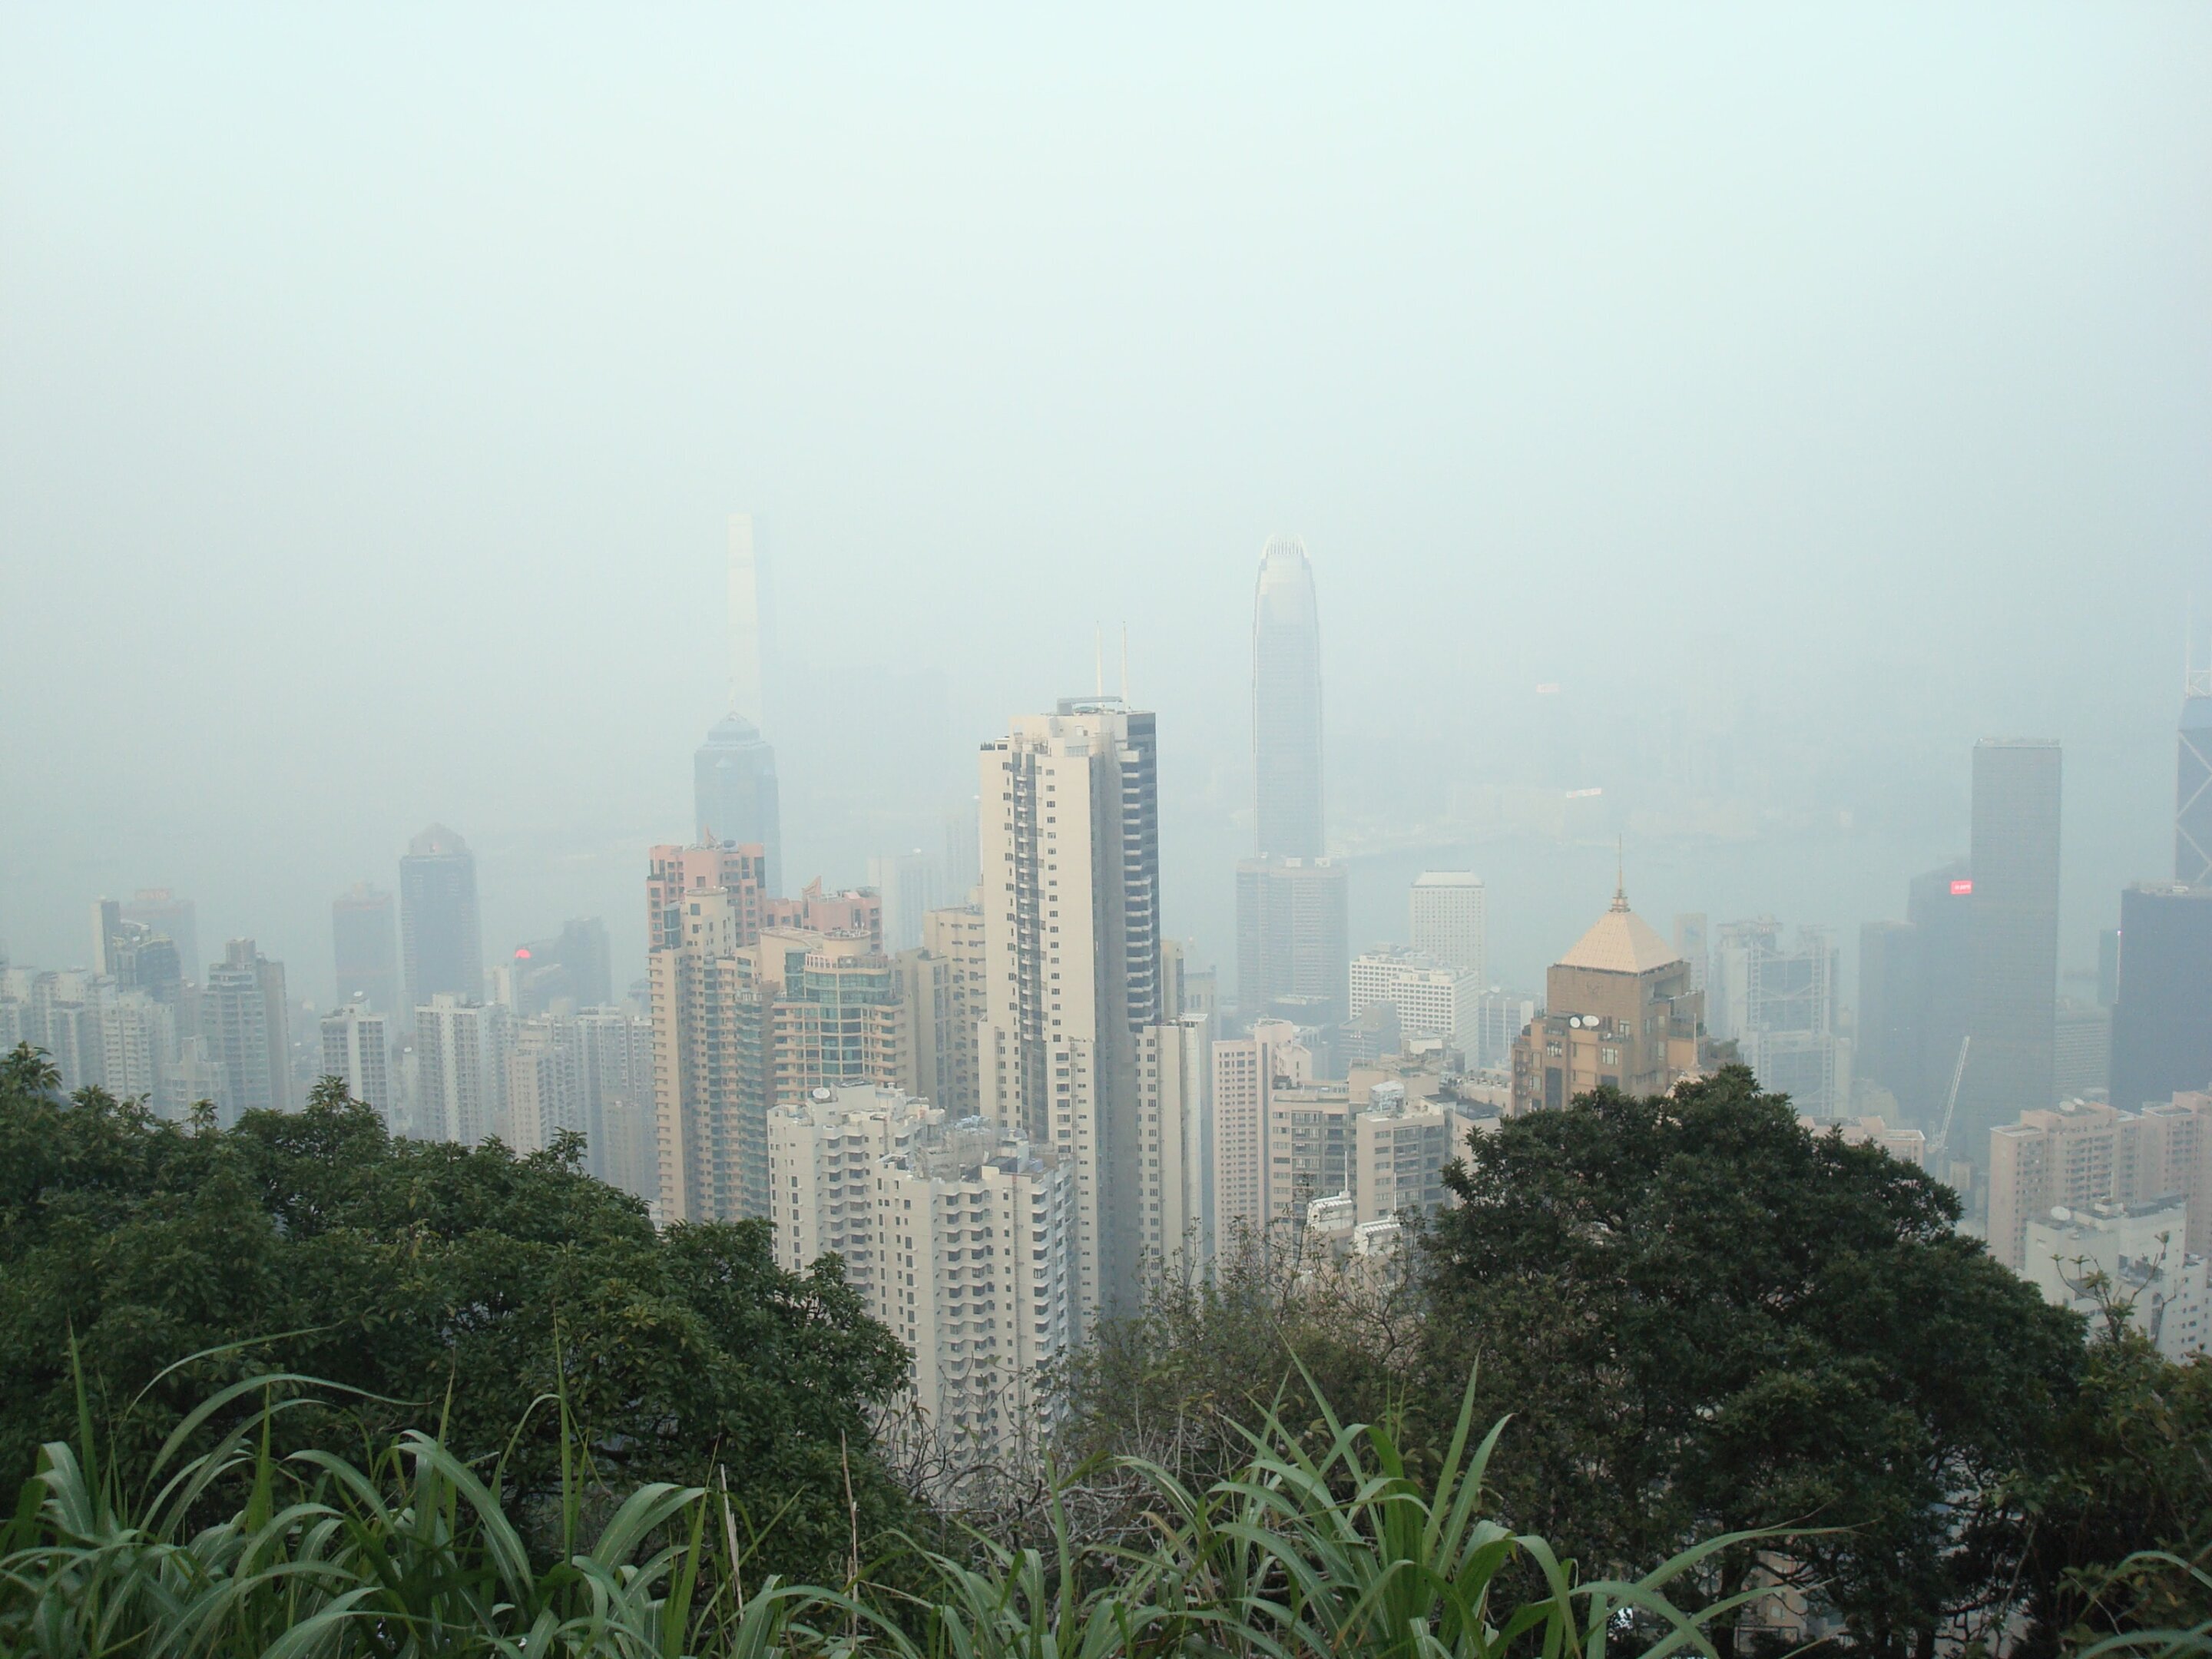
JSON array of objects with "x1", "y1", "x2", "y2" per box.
[
  {"x1": 1120, "y1": 622, "x2": 1130, "y2": 703},
  {"x1": 1094, "y1": 624, "x2": 1104, "y2": 698},
  {"x1": 2190, "y1": 597, "x2": 2212, "y2": 700}
]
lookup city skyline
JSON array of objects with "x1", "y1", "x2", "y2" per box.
[{"x1": 6, "y1": 10, "x2": 2207, "y2": 1011}]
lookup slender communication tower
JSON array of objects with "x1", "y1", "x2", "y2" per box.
[{"x1": 727, "y1": 512, "x2": 768, "y2": 727}]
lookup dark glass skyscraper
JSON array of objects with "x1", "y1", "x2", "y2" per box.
[
  {"x1": 399, "y1": 824, "x2": 485, "y2": 1012},
  {"x1": 1251, "y1": 535, "x2": 1324, "y2": 859},
  {"x1": 1901, "y1": 857, "x2": 1975, "y2": 1128},
  {"x1": 2109, "y1": 882, "x2": 2212, "y2": 1112},
  {"x1": 1953, "y1": 740, "x2": 2061, "y2": 1172},
  {"x1": 332, "y1": 882, "x2": 399, "y2": 1012},
  {"x1": 694, "y1": 714, "x2": 783, "y2": 896}
]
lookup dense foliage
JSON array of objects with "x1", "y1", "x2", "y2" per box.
[
  {"x1": 0, "y1": 1044, "x2": 909, "y2": 1584},
  {"x1": 2012, "y1": 1320, "x2": 2212, "y2": 1649},
  {"x1": 0, "y1": 1356, "x2": 1775, "y2": 1659},
  {"x1": 8, "y1": 1044, "x2": 2209, "y2": 1656},
  {"x1": 1066, "y1": 1067, "x2": 2212, "y2": 1655},
  {"x1": 1422, "y1": 1066, "x2": 2085, "y2": 1651}
]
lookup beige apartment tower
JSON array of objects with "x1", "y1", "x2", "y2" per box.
[
  {"x1": 1987, "y1": 1092, "x2": 2210, "y2": 1273},
  {"x1": 977, "y1": 700, "x2": 1161, "y2": 1330}
]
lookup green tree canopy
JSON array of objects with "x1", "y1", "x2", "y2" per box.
[
  {"x1": 1420, "y1": 1065, "x2": 2085, "y2": 1657},
  {"x1": 0, "y1": 1045, "x2": 909, "y2": 1581}
]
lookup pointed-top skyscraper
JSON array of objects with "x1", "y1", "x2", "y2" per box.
[
  {"x1": 1240, "y1": 536, "x2": 1346, "y2": 1037},
  {"x1": 2177, "y1": 650, "x2": 2212, "y2": 885},
  {"x1": 695, "y1": 715, "x2": 782, "y2": 896},
  {"x1": 1252, "y1": 535, "x2": 1324, "y2": 859}
]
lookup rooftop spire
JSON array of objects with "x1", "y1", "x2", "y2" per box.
[{"x1": 1611, "y1": 836, "x2": 1628, "y2": 912}]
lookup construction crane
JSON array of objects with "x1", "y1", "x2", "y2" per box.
[{"x1": 1932, "y1": 1035, "x2": 1972, "y2": 1172}]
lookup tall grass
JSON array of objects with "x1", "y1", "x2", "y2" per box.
[{"x1": 35, "y1": 1355, "x2": 2190, "y2": 1659}]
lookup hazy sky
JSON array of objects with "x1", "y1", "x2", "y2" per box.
[{"x1": 4, "y1": 5, "x2": 2209, "y2": 1004}]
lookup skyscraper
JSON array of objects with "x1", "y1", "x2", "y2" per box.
[
  {"x1": 695, "y1": 511, "x2": 785, "y2": 896},
  {"x1": 977, "y1": 698, "x2": 1162, "y2": 1326},
  {"x1": 199, "y1": 939, "x2": 291, "y2": 1124},
  {"x1": 1708, "y1": 919, "x2": 1843, "y2": 1118},
  {"x1": 649, "y1": 853, "x2": 764, "y2": 1224},
  {"x1": 1889, "y1": 858, "x2": 1975, "y2": 1128},
  {"x1": 333, "y1": 882, "x2": 400, "y2": 1013},
  {"x1": 399, "y1": 825, "x2": 485, "y2": 1012},
  {"x1": 320, "y1": 1003, "x2": 396, "y2": 1126},
  {"x1": 1410, "y1": 872, "x2": 1488, "y2": 982},
  {"x1": 1251, "y1": 536, "x2": 1324, "y2": 859},
  {"x1": 415, "y1": 993, "x2": 510, "y2": 1145},
  {"x1": 121, "y1": 889, "x2": 199, "y2": 989},
  {"x1": 2177, "y1": 659, "x2": 2212, "y2": 885},
  {"x1": 2110, "y1": 882, "x2": 2212, "y2": 1113},
  {"x1": 1239, "y1": 537, "x2": 1345, "y2": 1031},
  {"x1": 502, "y1": 916, "x2": 613, "y2": 1016},
  {"x1": 1236, "y1": 856, "x2": 1350, "y2": 1029},
  {"x1": 1953, "y1": 740, "x2": 2062, "y2": 1173},
  {"x1": 694, "y1": 716, "x2": 783, "y2": 895},
  {"x1": 869, "y1": 848, "x2": 939, "y2": 954}
]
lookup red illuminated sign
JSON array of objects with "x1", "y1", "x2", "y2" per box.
[{"x1": 1950, "y1": 879, "x2": 1973, "y2": 896}]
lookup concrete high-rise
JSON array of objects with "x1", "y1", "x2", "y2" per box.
[
  {"x1": 157, "y1": 1037, "x2": 227, "y2": 1123},
  {"x1": 333, "y1": 882, "x2": 400, "y2": 1013},
  {"x1": 1251, "y1": 536, "x2": 1325, "y2": 859},
  {"x1": 649, "y1": 829, "x2": 906, "y2": 1225},
  {"x1": 922, "y1": 901, "x2": 987, "y2": 1117},
  {"x1": 100, "y1": 991, "x2": 176, "y2": 1101},
  {"x1": 1954, "y1": 741, "x2": 2062, "y2": 1172},
  {"x1": 415, "y1": 993, "x2": 510, "y2": 1145},
  {"x1": 645, "y1": 839, "x2": 769, "y2": 1222},
  {"x1": 1987, "y1": 1092, "x2": 2211, "y2": 1273},
  {"x1": 1236, "y1": 855, "x2": 1350, "y2": 1030},
  {"x1": 1136, "y1": 1017, "x2": 1210, "y2": 1271},
  {"x1": 770, "y1": 1085, "x2": 1075, "y2": 1453},
  {"x1": 400, "y1": 825, "x2": 485, "y2": 1012},
  {"x1": 2111, "y1": 882, "x2": 2212, "y2": 1114},
  {"x1": 1349, "y1": 949, "x2": 1479, "y2": 1050},
  {"x1": 694, "y1": 716, "x2": 783, "y2": 896},
  {"x1": 320, "y1": 1003, "x2": 396, "y2": 1126},
  {"x1": 977, "y1": 697, "x2": 1162, "y2": 1327},
  {"x1": 574, "y1": 1007, "x2": 657, "y2": 1202},
  {"x1": 1410, "y1": 873, "x2": 1487, "y2": 982},
  {"x1": 869, "y1": 849, "x2": 939, "y2": 955},
  {"x1": 1212, "y1": 1019, "x2": 1310, "y2": 1247},
  {"x1": 198, "y1": 939, "x2": 291, "y2": 1124}
]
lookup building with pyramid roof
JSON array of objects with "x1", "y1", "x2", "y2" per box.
[{"x1": 1510, "y1": 879, "x2": 1705, "y2": 1113}]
